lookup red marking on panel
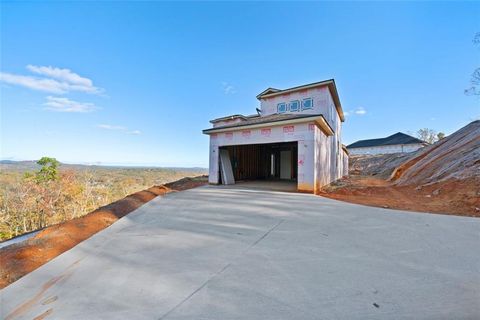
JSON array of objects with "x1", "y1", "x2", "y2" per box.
[
  {"x1": 308, "y1": 123, "x2": 315, "y2": 131},
  {"x1": 211, "y1": 133, "x2": 218, "y2": 139},
  {"x1": 283, "y1": 125, "x2": 295, "y2": 133},
  {"x1": 261, "y1": 128, "x2": 271, "y2": 136},
  {"x1": 225, "y1": 132, "x2": 233, "y2": 139},
  {"x1": 298, "y1": 159, "x2": 304, "y2": 166},
  {"x1": 242, "y1": 130, "x2": 251, "y2": 138}
]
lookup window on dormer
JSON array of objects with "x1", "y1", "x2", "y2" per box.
[
  {"x1": 289, "y1": 100, "x2": 300, "y2": 112},
  {"x1": 277, "y1": 102, "x2": 287, "y2": 113},
  {"x1": 302, "y1": 98, "x2": 313, "y2": 110}
]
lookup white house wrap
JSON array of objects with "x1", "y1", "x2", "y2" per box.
[{"x1": 203, "y1": 79, "x2": 348, "y2": 193}]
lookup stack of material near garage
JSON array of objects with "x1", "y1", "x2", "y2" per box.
[{"x1": 390, "y1": 120, "x2": 480, "y2": 187}]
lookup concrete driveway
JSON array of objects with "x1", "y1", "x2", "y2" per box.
[{"x1": 1, "y1": 185, "x2": 479, "y2": 319}]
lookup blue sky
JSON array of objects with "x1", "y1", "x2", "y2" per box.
[{"x1": 1, "y1": 1, "x2": 479, "y2": 167}]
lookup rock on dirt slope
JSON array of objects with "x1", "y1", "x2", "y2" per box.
[{"x1": 391, "y1": 120, "x2": 480, "y2": 186}]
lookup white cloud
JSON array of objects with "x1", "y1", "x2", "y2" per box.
[
  {"x1": 222, "y1": 82, "x2": 236, "y2": 94},
  {"x1": 344, "y1": 107, "x2": 367, "y2": 117},
  {"x1": 97, "y1": 124, "x2": 141, "y2": 135},
  {"x1": 1, "y1": 72, "x2": 67, "y2": 94},
  {"x1": 97, "y1": 124, "x2": 126, "y2": 130},
  {"x1": 0, "y1": 65, "x2": 103, "y2": 94},
  {"x1": 44, "y1": 96, "x2": 97, "y2": 113},
  {"x1": 354, "y1": 107, "x2": 367, "y2": 115},
  {"x1": 27, "y1": 65, "x2": 92, "y2": 87}
]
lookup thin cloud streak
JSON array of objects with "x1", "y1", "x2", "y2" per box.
[
  {"x1": 355, "y1": 107, "x2": 367, "y2": 115},
  {"x1": 97, "y1": 124, "x2": 142, "y2": 135},
  {"x1": 0, "y1": 65, "x2": 103, "y2": 94},
  {"x1": 44, "y1": 96, "x2": 97, "y2": 113},
  {"x1": 1, "y1": 72, "x2": 67, "y2": 94},
  {"x1": 97, "y1": 124, "x2": 126, "y2": 130},
  {"x1": 222, "y1": 81, "x2": 236, "y2": 94},
  {"x1": 344, "y1": 107, "x2": 367, "y2": 117}
]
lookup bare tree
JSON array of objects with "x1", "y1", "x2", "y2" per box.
[
  {"x1": 417, "y1": 128, "x2": 438, "y2": 144},
  {"x1": 465, "y1": 32, "x2": 480, "y2": 96}
]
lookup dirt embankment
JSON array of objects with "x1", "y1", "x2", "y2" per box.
[
  {"x1": 0, "y1": 176, "x2": 208, "y2": 289},
  {"x1": 322, "y1": 175, "x2": 479, "y2": 217},
  {"x1": 322, "y1": 121, "x2": 480, "y2": 216},
  {"x1": 349, "y1": 153, "x2": 413, "y2": 178}
]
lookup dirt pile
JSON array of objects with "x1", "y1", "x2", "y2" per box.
[
  {"x1": 0, "y1": 176, "x2": 208, "y2": 289},
  {"x1": 349, "y1": 153, "x2": 414, "y2": 178},
  {"x1": 391, "y1": 120, "x2": 480, "y2": 186},
  {"x1": 322, "y1": 121, "x2": 480, "y2": 216},
  {"x1": 323, "y1": 175, "x2": 479, "y2": 217}
]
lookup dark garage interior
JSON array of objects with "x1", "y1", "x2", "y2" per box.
[{"x1": 219, "y1": 142, "x2": 298, "y2": 182}]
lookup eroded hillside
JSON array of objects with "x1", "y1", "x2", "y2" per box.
[{"x1": 321, "y1": 121, "x2": 480, "y2": 216}]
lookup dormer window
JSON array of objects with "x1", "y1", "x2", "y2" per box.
[
  {"x1": 289, "y1": 100, "x2": 300, "y2": 112},
  {"x1": 302, "y1": 98, "x2": 313, "y2": 110},
  {"x1": 277, "y1": 102, "x2": 287, "y2": 113}
]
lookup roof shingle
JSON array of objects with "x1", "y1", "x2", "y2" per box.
[{"x1": 347, "y1": 132, "x2": 426, "y2": 149}]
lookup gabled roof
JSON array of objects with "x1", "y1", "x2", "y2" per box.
[
  {"x1": 210, "y1": 114, "x2": 251, "y2": 123},
  {"x1": 256, "y1": 87, "x2": 281, "y2": 97},
  {"x1": 347, "y1": 132, "x2": 427, "y2": 149},
  {"x1": 203, "y1": 113, "x2": 334, "y2": 136},
  {"x1": 256, "y1": 79, "x2": 345, "y2": 122}
]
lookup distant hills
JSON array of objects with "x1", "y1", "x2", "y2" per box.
[{"x1": 0, "y1": 160, "x2": 207, "y2": 172}]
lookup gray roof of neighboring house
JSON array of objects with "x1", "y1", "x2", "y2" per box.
[
  {"x1": 203, "y1": 113, "x2": 327, "y2": 133},
  {"x1": 347, "y1": 132, "x2": 426, "y2": 149}
]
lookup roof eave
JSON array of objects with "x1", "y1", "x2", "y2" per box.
[
  {"x1": 203, "y1": 115, "x2": 333, "y2": 136},
  {"x1": 209, "y1": 115, "x2": 248, "y2": 124}
]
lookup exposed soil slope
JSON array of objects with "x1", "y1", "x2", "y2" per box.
[
  {"x1": 322, "y1": 121, "x2": 480, "y2": 216},
  {"x1": 391, "y1": 120, "x2": 480, "y2": 185},
  {"x1": 349, "y1": 153, "x2": 413, "y2": 178},
  {"x1": 0, "y1": 176, "x2": 207, "y2": 289},
  {"x1": 322, "y1": 175, "x2": 479, "y2": 216}
]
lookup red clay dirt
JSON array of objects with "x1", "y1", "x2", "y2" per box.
[
  {"x1": 0, "y1": 176, "x2": 208, "y2": 289},
  {"x1": 323, "y1": 121, "x2": 480, "y2": 218},
  {"x1": 320, "y1": 175, "x2": 480, "y2": 217}
]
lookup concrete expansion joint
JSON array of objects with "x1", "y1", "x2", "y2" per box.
[
  {"x1": 157, "y1": 219, "x2": 285, "y2": 320},
  {"x1": 247, "y1": 219, "x2": 284, "y2": 250}
]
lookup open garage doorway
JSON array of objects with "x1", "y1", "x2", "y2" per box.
[{"x1": 218, "y1": 142, "x2": 298, "y2": 191}]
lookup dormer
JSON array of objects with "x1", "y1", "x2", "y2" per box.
[{"x1": 256, "y1": 79, "x2": 345, "y2": 122}]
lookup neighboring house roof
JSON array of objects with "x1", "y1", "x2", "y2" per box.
[
  {"x1": 347, "y1": 132, "x2": 427, "y2": 149},
  {"x1": 203, "y1": 113, "x2": 334, "y2": 136},
  {"x1": 255, "y1": 79, "x2": 345, "y2": 122}
]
